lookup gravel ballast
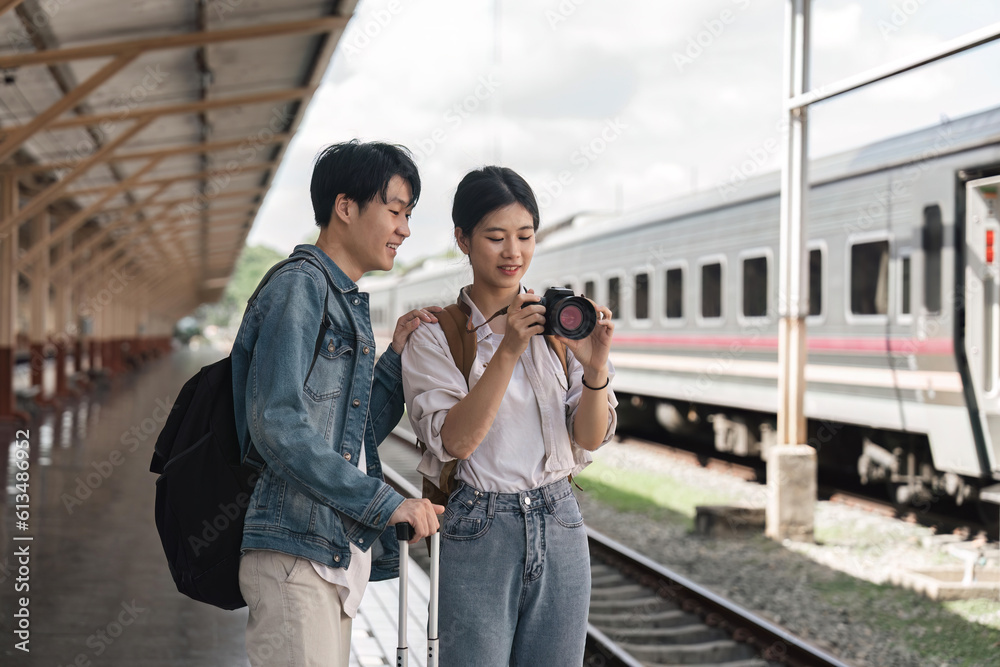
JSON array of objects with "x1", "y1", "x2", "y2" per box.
[{"x1": 577, "y1": 439, "x2": 1000, "y2": 667}]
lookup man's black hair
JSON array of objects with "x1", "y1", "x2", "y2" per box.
[{"x1": 310, "y1": 140, "x2": 421, "y2": 227}]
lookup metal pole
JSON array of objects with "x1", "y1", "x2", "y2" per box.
[
  {"x1": 396, "y1": 523, "x2": 414, "y2": 667},
  {"x1": 427, "y1": 532, "x2": 440, "y2": 667},
  {"x1": 777, "y1": 0, "x2": 809, "y2": 448},
  {"x1": 768, "y1": 0, "x2": 816, "y2": 543}
]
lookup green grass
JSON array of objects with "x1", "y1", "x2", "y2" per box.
[
  {"x1": 815, "y1": 576, "x2": 1000, "y2": 666},
  {"x1": 574, "y1": 460, "x2": 735, "y2": 528}
]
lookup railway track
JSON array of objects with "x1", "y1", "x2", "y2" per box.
[
  {"x1": 379, "y1": 430, "x2": 849, "y2": 667},
  {"x1": 616, "y1": 430, "x2": 997, "y2": 540}
]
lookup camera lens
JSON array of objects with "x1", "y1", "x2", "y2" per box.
[{"x1": 558, "y1": 304, "x2": 583, "y2": 330}]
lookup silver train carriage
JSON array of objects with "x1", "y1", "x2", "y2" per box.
[{"x1": 362, "y1": 106, "x2": 1000, "y2": 512}]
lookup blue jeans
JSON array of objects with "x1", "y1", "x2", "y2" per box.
[{"x1": 438, "y1": 478, "x2": 591, "y2": 666}]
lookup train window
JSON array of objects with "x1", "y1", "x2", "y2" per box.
[
  {"x1": 850, "y1": 240, "x2": 889, "y2": 315},
  {"x1": 608, "y1": 277, "x2": 620, "y2": 319},
  {"x1": 742, "y1": 256, "x2": 768, "y2": 318},
  {"x1": 634, "y1": 273, "x2": 649, "y2": 320},
  {"x1": 809, "y1": 249, "x2": 822, "y2": 317},
  {"x1": 900, "y1": 255, "x2": 912, "y2": 316},
  {"x1": 665, "y1": 267, "x2": 683, "y2": 319},
  {"x1": 701, "y1": 262, "x2": 722, "y2": 319},
  {"x1": 584, "y1": 280, "x2": 595, "y2": 300},
  {"x1": 922, "y1": 204, "x2": 942, "y2": 313}
]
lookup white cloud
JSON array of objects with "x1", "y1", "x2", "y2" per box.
[{"x1": 247, "y1": 0, "x2": 1000, "y2": 265}]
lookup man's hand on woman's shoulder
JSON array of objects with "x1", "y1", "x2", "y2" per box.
[{"x1": 391, "y1": 307, "x2": 443, "y2": 354}]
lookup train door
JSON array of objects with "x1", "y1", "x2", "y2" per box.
[{"x1": 964, "y1": 176, "x2": 1000, "y2": 473}]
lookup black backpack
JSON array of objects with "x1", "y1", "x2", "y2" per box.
[{"x1": 149, "y1": 257, "x2": 328, "y2": 610}]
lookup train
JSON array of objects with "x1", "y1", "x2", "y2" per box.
[{"x1": 361, "y1": 105, "x2": 1000, "y2": 517}]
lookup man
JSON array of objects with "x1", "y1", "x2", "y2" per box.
[{"x1": 231, "y1": 141, "x2": 443, "y2": 666}]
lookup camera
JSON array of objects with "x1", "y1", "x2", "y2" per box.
[{"x1": 537, "y1": 287, "x2": 596, "y2": 340}]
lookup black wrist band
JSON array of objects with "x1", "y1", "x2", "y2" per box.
[{"x1": 581, "y1": 376, "x2": 609, "y2": 390}]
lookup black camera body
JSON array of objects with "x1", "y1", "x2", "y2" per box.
[{"x1": 537, "y1": 287, "x2": 596, "y2": 340}]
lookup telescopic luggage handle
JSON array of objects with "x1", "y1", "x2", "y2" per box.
[{"x1": 395, "y1": 523, "x2": 440, "y2": 667}]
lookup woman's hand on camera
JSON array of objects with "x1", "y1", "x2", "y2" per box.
[
  {"x1": 498, "y1": 291, "x2": 544, "y2": 360},
  {"x1": 557, "y1": 301, "x2": 614, "y2": 380}
]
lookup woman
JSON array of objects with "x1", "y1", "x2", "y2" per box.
[{"x1": 401, "y1": 166, "x2": 617, "y2": 665}]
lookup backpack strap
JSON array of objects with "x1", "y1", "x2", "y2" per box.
[
  {"x1": 438, "y1": 302, "x2": 477, "y2": 383},
  {"x1": 245, "y1": 257, "x2": 299, "y2": 313}
]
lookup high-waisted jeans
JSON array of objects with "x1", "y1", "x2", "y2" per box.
[{"x1": 438, "y1": 478, "x2": 591, "y2": 666}]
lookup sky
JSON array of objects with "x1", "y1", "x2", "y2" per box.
[{"x1": 247, "y1": 0, "x2": 1000, "y2": 266}]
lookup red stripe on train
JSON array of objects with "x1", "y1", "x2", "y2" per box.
[{"x1": 612, "y1": 334, "x2": 953, "y2": 355}]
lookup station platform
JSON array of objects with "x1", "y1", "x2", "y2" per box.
[{"x1": 0, "y1": 348, "x2": 432, "y2": 667}]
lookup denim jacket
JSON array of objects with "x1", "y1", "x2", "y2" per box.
[{"x1": 231, "y1": 244, "x2": 406, "y2": 580}]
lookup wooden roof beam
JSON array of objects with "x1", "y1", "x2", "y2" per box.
[
  {"x1": 16, "y1": 157, "x2": 163, "y2": 269},
  {"x1": 13, "y1": 133, "x2": 291, "y2": 173},
  {"x1": 0, "y1": 86, "x2": 314, "y2": 136},
  {"x1": 0, "y1": 117, "x2": 153, "y2": 236},
  {"x1": 0, "y1": 51, "x2": 139, "y2": 164},
  {"x1": 63, "y1": 162, "x2": 273, "y2": 196},
  {"x1": 0, "y1": 16, "x2": 349, "y2": 68},
  {"x1": 0, "y1": 0, "x2": 26, "y2": 18},
  {"x1": 50, "y1": 179, "x2": 178, "y2": 275},
  {"x1": 99, "y1": 187, "x2": 264, "y2": 216}
]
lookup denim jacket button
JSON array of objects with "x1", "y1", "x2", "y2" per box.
[
  {"x1": 363, "y1": 346, "x2": 370, "y2": 355},
  {"x1": 358, "y1": 538, "x2": 364, "y2": 544},
  {"x1": 343, "y1": 452, "x2": 351, "y2": 461},
  {"x1": 352, "y1": 297, "x2": 360, "y2": 305},
  {"x1": 352, "y1": 399, "x2": 361, "y2": 407},
  {"x1": 327, "y1": 341, "x2": 334, "y2": 353},
  {"x1": 334, "y1": 554, "x2": 341, "y2": 563}
]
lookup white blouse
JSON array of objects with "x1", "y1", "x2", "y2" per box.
[{"x1": 402, "y1": 286, "x2": 618, "y2": 493}]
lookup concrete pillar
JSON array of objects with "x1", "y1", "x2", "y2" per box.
[
  {"x1": 53, "y1": 237, "x2": 72, "y2": 396},
  {"x1": 0, "y1": 173, "x2": 21, "y2": 420},
  {"x1": 100, "y1": 272, "x2": 114, "y2": 375},
  {"x1": 765, "y1": 444, "x2": 817, "y2": 541},
  {"x1": 29, "y1": 212, "x2": 50, "y2": 398}
]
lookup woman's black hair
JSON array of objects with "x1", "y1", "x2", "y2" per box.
[
  {"x1": 310, "y1": 140, "x2": 421, "y2": 228},
  {"x1": 451, "y1": 166, "x2": 539, "y2": 237}
]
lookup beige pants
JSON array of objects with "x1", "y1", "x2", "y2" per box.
[{"x1": 239, "y1": 550, "x2": 352, "y2": 667}]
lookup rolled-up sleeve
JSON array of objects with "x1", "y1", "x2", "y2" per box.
[
  {"x1": 401, "y1": 324, "x2": 469, "y2": 465},
  {"x1": 565, "y1": 351, "x2": 618, "y2": 450}
]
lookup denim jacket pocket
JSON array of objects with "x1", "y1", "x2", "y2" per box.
[
  {"x1": 304, "y1": 329, "x2": 353, "y2": 401},
  {"x1": 442, "y1": 498, "x2": 492, "y2": 541}
]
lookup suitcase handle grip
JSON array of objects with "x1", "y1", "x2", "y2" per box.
[{"x1": 395, "y1": 522, "x2": 415, "y2": 542}]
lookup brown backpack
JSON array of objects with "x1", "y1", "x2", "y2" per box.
[{"x1": 416, "y1": 299, "x2": 569, "y2": 506}]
